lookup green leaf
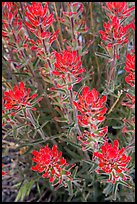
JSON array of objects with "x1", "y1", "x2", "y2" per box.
[
  {"x1": 17, "y1": 138, "x2": 44, "y2": 148},
  {"x1": 26, "y1": 180, "x2": 35, "y2": 197},
  {"x1": 103, "y1": 183, "x2": 113, "y2": 196},
  {"x1": 64, "y1": 139, "x2": 81, "y2": 149},
  {"x1": 15, "y1": 181, "x2": 25, "y2": 202},
  {"x1": 67, "y1": 180, "x2": 73, "y2": 197},
  {"x1": 22, "y1": 146, "x2": 34, "y2": 155},
  {"x1": 64, "y1": 147, "x2": 81, "y2": 160},
  {"x1": 15, "y1": 180, "x2": 35, "y2": 202},
  {"x1": 112, "y1": 124, "x2": 124, "y2": 129},
  {"x1": 54, "y1": 117, "x2": 68, "y2": 123},
  {"x1": 20, "y1": 183, "x2": 28, "y2": 201},
  {"x1": 72, "y1": 166, "x2": 79, "y2": 178},
  {"x1": 95, "y1": 52, "x2": 112, "y2": 59},
  {"x1": 12, "y1": 72, "x2": 30, "y2": 76},
  {"x1": 37, "y1": 182, "x2": 41, "y2": 195}
]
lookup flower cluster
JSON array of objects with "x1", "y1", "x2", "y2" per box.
[
  {"x1": 73, "y1": 86, "x2": 108, "y2": 150},
  {"x1": 29, "y1": 30, "x2": 59, "y2": 58},
  {"x1": 2, "y1": 2, "x2": 18, "y2": 23},
  {"x1": 3, "y1": 82, "x2": 42, "y2": 115},
  {"x1": 32, "y1": 145, "x2": 73, "y2": 187},
  {"x1": 53, "y1": 50, "x2": 85, "y2": 89},
  {"x1": 122, "y1": 49, "x2": 135, "y2": 110},
  {"x1": 122, "y1": 93, "x2": 135, "y2": 109},
  {"x1": 94, "y1": 140, "x2": 131, "y2": 184},
  {"x1": 25, "y1": 2, "x2": 59, "y2": 59},
  {"x1": 124, "y1": 52, "x2": 135, "y2": 87},
  {"x1": 59, "y1": 2, "x2": 88, "y2": 50},
  {"x1": 25, "y1": 2, "x2": 58, "y2": 41},
  {"x1": 99, "y1": 16, "x2": 128, "y2": 48},
  {"x1": 122, "y1": 48, "x2": 135, "y2": 140},
  {"x1": 2, "y1": 164, "x2": 6, "y2": 176},
  {"x1": 25, "y1": 2, "x2": 53, "y2": 33},
  {"x1": 73, "y1": 86, "x2": 107, "y2": 127},
  {"x1": 104, "y1": 2, "x2": 135, "y2": 20},
  {"x1": 122, "y1": 117, "x2": 135, "y2": 136},
  {"x1": 100, "y1": 2, "x2": 135, "y2": 50},
  {"x1": 63, "y1": 2, "x2": 84, "y2": 17},
  {"x1": 2, "y1": 2, "x2": 22, "y2": 40}
]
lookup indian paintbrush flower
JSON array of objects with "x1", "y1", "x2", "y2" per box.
[
  {"x1": 104, "y1": 2, "x2": 135, "y2": 20},
  {"x1": 52, "y1": 50, "x2": 85, "y2": 89},
  {"x1": 25, "y1": 2, "x2": 58, "y2": 42},
  {"x1": 99, "y1": 16, "x2": 129, "y2": 48},
  {"x1": 124, "y1": 52, "x2": 135, "y2": 87},
  {"x1": 73, "y1": 86, "x2": 107, "y2": 127},
  {"x1": 3, "y1": 82, "x2": 42, "y2": 114},
  {"x1": 31, "y1": 144, "x2": 74, "y2": 187},
  {"x1": 94, "y1": 140, "x2": 131, "y2": 184},
  {"x1": 2, "y1": 164, "x2": 6, "y2": 176}
]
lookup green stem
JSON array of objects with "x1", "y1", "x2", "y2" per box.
[
  {"x1": 26, "y1": 109, "x2": 47, "y2": 140},
  {"x1": 68, "y1": 89, "x2": 82, "y2": 136}
]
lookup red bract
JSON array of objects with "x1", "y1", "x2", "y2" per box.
[
  {"x1": 2, "y1": 2, "x2": 13, "y2": 9},
  {"x1": 124, "y1": 53, "x2": 135, "y2": 87},
  {"x1": 25, "y1": 2, "x2": 53, "y2": 28},
  {"x1": 122, "y1": 93, "x2": 135, "y2": 109},
  {"x1": 25, "y1": 2, "x2": 56, "y2": 40},
  {"x1": 2, "y1": 2, "x2": 18, "y2": 19},
  {"x1": 31, "y1": 145, "x2": 73, "y2": 187},
  {"x1": 99, "y1": 16, "x2": 128, "y2": 48},
  {"x1": 2, "y1": 171, "x2": 6, "y2": 176},
  {"x1": 28, "y1": 30, "x2": 59, "y2": 59},
  {"x1": 73, "y1": 86, "x2": 107, "y2": 127},
  {"x1": 2, "y1": 2, "x2": 20, "y2": 40},
  {"x1": 2, "y1": 164, "x2": 6, "y2": 176},
  {"x1": 4, "y1": 82, "x2": 41, "y2": 114},
  {"x1": 53, "y1": 50, "x2": 85, "y2": 88},
  {"x1": 63, "y1": 2, "x2": 84, "y2": 17},
  {"x1": 105, "y1": 2, "x2": 135, "y2": 19},
  {"x1": 125, "y1": 73, "x2": 135, "y2": 87},
  {"x1": 94, "y1": 140, "x2": 131, "y2": 184},
  {"x1": 122, "y1": 117, "x2": 135, "y2": 136}
]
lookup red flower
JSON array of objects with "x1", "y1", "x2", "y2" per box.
[
  {"x1": 122, "y1": 93, "x2": 135, "y2": 109},
  {"x1": 94, "y1": 140, "x2": 131, "y2": 184},
  {"x1": 125, "y1": 73, "x2": 135, "y2": 87},
  {"x1": 124, "y1": 53, "x2": 135, "y2": 87},
  {"x1": 25, "y1": 2, "x2": 53, "y2": 28},
  {"x1": 53, "y1": 50, "x2": 85, "y2": 88},
  {"x1": 99, "y1": 16, "x2": 128, "y2": 48},
  {"x1": 25, "y1": 2, "x2": 56, "y2": 40},
  {"x1": 2, "y1": 2, "x2": 20, "y2": 40},
  {"x1": 105, "y1": 2, "x2": 135, "y2": 20},
  {"x1": 63, "y1": 2, "x2": 84, "y2": 17},
  {"x1": 4, "y1": 82, "x2": 41, "y2": 113},
  {"x1": 122, "y1": 117, "x2": 135, "y2": 136},
  {"x1": 2, "y1": 2, "x2": 13, "y2": 9},
  {"x1": 2, "y1": 164, "x2": 6, "y2": 176},
  {"x1": 73, "y1": 86, "x2": 107, "y2": 127},
  {"x1": 28, "y1": 30, "x2": 59, "y2": 59},
  {"x1": 31, "y1": 145, "x2": 73, "y2": 186}
]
